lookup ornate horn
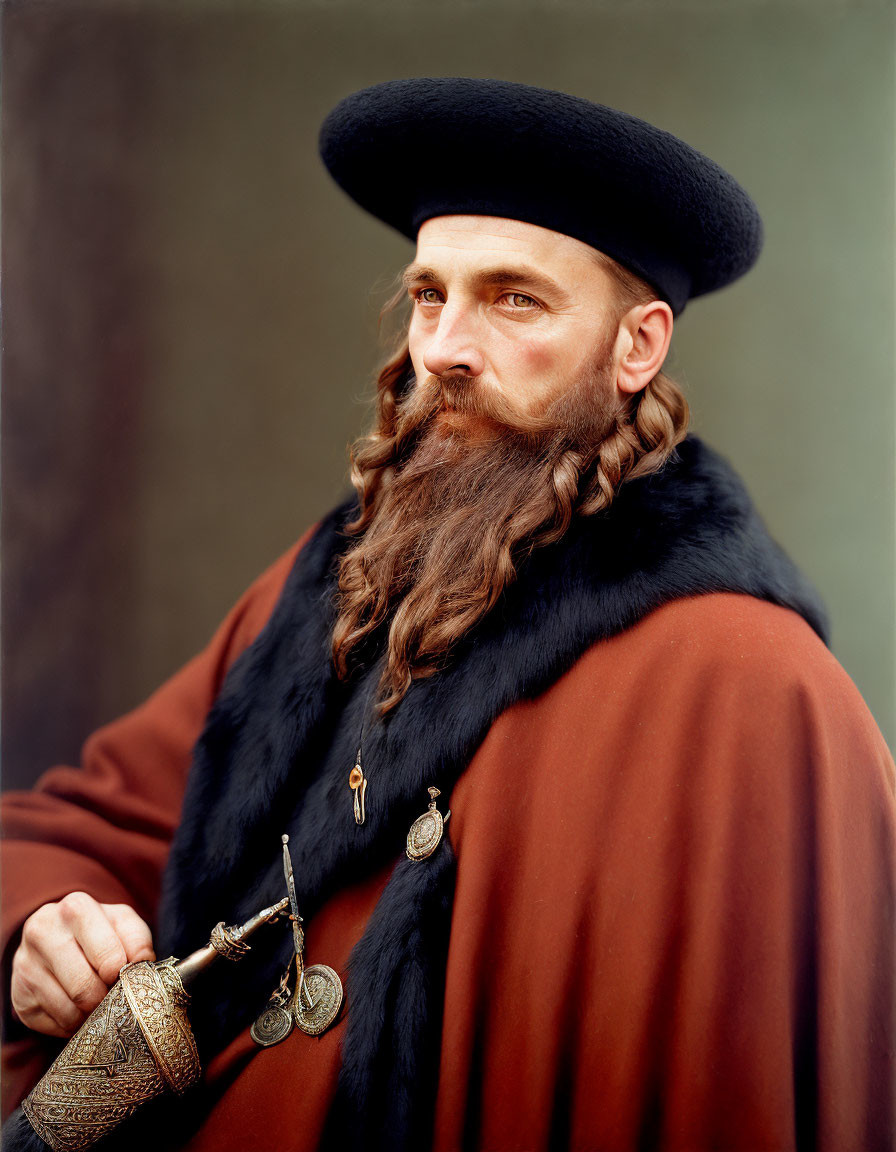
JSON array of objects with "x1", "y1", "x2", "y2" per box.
[{"x1": 15, "y1": 898, "x2": 288, "y2": 1152}]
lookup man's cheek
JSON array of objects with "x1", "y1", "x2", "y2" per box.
[
  {"x1": 511, "y1": 334, "x2": 559, "y2": 374},
  {"x1": 407, "y1": 339, "x2": 425, "y2": 381},
  {"x1": 506, "y1": 342, "x2": 562, "y2": 398}
]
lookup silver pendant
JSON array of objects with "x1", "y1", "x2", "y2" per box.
[
  {"x1": 250, "y1": 1002, "x2": 294, "y2": 1047},
  {"x1": 251, "y1": 967, "x2": 295, "y2": 1047},
  {"x1": 294, "y1": 964, "x2": 344, "y2": 1036},
  {"x1": 406, "y1": 787, "x2": 451, "y2": 861}
]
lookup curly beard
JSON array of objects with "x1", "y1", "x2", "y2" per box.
[{"x1": 331, "y1": 351, "x2": 630, "y2": 714}]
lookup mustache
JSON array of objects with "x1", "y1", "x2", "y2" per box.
[
  {"x1": 398, "y1": 372, "x2": 576, "y2": 440},
  {"x1": 395, "y1": 363, "x2": 626, "y2": 453}
]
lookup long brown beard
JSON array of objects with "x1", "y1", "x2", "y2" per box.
[{"x1": 332, "y1": 340, "x2": 688, "y2": 716}]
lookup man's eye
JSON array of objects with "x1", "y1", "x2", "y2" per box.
[
  {"x1": 503, "y1": 293, "x2": 538, "y2": 309},
  {"x1": 415, "y1": 288, "x2": 443, "y2": 305}
]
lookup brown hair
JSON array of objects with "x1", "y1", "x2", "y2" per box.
[{"x1": 332, "y1": 260, "x2": 689, "y2": 714}]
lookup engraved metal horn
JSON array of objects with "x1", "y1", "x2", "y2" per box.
[{"x1": 14, "y1": 898, "x2": 288, "y2": 1152}]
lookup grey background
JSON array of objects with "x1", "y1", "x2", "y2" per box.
[{"x1": 4, "y1": 0, "x2": 894, "y2": 790}]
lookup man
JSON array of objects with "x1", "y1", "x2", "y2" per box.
[{"x1": 3, "y1": 78, "x2": 894, "y2": 1152}]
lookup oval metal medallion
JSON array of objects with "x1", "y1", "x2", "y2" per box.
[
  {"x1": 406, "y1": 809, "x2": 444, "y2": 860},
  {"x1": 250, "y1": 1003, "x2": 294, "y2": 1048},
  {"x1": 294, "y1": 965, "x2": 344, "y2": 1036}
]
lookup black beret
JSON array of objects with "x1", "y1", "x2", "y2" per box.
[{"x1": 319, "y1": 77, "x2": 763, "y2": 316}]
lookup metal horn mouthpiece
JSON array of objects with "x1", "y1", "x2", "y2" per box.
[{"x1": 175, "y1": 895, "x2": 289, "y2": 985}]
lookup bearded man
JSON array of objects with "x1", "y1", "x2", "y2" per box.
[{"x1": 3, "y1": 79, "x2": 894, "y2": 1152}]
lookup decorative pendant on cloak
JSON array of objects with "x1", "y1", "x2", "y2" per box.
[
  {"x1": 349, "y1": 747, "x2": 367, "y2": 825},
  {"x1": 406, "y1": 787, "x2": 451, "y2": 861},
  {"x1": 250, "y1": 835, "x2": 343, "y2": 1047},
  {"x1": 250, "y1": 964, "x2": 295, "y2": 1047},
  {"x1": 349, "y1": 677, "x2": 379, "y2": 825}
]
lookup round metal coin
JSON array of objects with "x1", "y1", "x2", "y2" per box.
[
  {"x1": 250, "y1": 1003, "x2": 294, "y2": 1048},
  {"x1": 406, "y1": 809, "x2": 444, "y2": 860},
  {"x1": 294, "y1": 965, "x2": 344, "y2": 1036}
]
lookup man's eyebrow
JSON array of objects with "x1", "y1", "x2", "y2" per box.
[
  {"x1": 401, "y1": 264, "x2": 440, "y2": 288},
  {"x1": 401, "y1": 263, "x2": 570, "y2": 304}
]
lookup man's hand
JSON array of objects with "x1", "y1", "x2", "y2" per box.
[{"x1": 10, "y1": 892, "x2": 155, "y2": 1038}]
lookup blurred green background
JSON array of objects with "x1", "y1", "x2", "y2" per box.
[{"x1": 4, "y1": 0, "x2": 894, "y2": 789}]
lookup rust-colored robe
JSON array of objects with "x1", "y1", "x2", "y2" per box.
[{"x1": 3, "y1": 543, "x2": 895, "y2": 1150}]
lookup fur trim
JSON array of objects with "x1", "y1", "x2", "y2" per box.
[
  {"x1": 2, "y1": 1108, "x2": 53, "y2": 1152},
  {"x1": 321, "y1": 846, "x2": 456, "y2": 1152}
]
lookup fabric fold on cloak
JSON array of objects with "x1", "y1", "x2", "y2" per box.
[{"x1": 10, "y1": 437, "x2": 828, "y2": 1152}]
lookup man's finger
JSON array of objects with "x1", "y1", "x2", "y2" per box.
[
  {"x1": 32, "y1": 932, "x2": 110, "y2": 1014},
  {"x1": 13, "y1": 1005, "x2": 73, "y2": 1040},
  {"x1": 11, "y1": 953, "x2": 87, "y2": 1038},
  {"x1": 21, "y1": 898, "x2": 113, "y2": 1012},
  {"x1": 104, "y1": 904, "x2": 155, "y2": 963},
  {"x1": 55, "y1": 892, "x2": 130, "y2": 986}
]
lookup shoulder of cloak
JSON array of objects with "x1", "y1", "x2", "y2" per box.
[{"x1": 448, "y1": 590, "x2": 895, "y2": 859}]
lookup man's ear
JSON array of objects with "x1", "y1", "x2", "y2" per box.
[{"x1": 614, "y1": 301, "x2": 674, "y2": 395}]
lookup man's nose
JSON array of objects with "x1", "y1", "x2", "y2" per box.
[{"x1": 421, "y1": 304, "x2": 486, "y2": 378}]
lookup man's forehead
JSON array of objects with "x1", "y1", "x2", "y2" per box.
[
  {"x1": 409, "y1": 216, "x2": 612, "y2": 292},
  {"x1": 410, "y1": 215, "x2": 609, "y2": 287},
  {"x1": 417, "y1": 214, "x2": 586, "y2": 252}
]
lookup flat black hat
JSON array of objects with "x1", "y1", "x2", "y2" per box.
[{"x1": 319, "y1": 77, "x2": 763, "y2": 316}]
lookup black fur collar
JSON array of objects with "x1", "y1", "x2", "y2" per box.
[{"x1": 149, "y1": 436, "x2": 826, "y2": 1151}]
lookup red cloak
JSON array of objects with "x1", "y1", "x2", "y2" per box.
[{"x1": 3, "y1": 544, "x2": 895, "y2": 1150}]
